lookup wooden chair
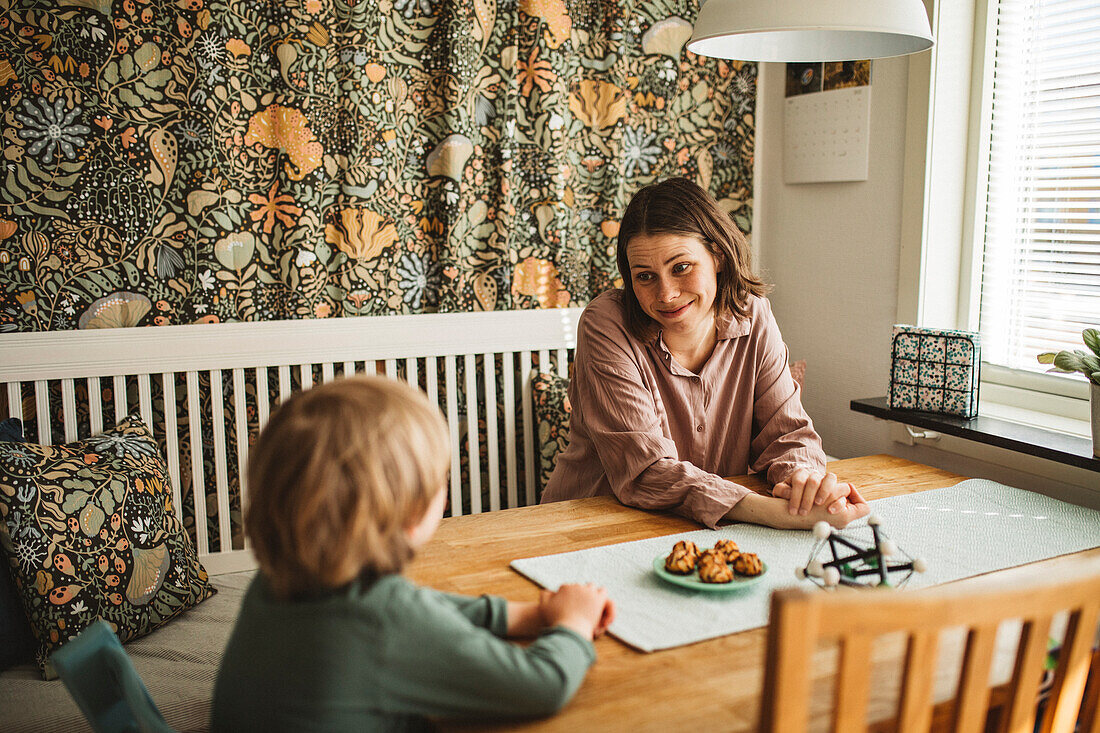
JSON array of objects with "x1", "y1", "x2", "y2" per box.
[{"x1": 761, "y1": 553, "x2": 1100, "y2": 732}]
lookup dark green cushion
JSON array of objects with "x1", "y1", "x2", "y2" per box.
[
  {"x1": 0, "y1": 418, "x2": 38, "y2": 671},
  {"x1": 530, "y1": 372, "x2": 570, "y2": 499},
  {"x1": 0, "y1": 415, "x2": 216, "y2": 679}
]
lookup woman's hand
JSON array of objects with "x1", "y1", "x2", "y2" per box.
[
  {"x1": 725, "y1": 487, "x2": 870, "y2": 530},
  {"x1": 772, "y1": 469, "x2": 853, "y2": 516},
  {"x1": 814, "y1": 485, "x2": 870, "y2": 528}
]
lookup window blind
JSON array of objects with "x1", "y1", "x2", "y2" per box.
[{"x1": 978, "y1": 0, "x2": 1100, "y2": 377}]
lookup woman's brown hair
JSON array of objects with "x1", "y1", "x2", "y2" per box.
[
  {"x1": 615, "y1": 177, "x2": 769, "y2": 341},
  {"x1": 245, "y1": 376, "x2": 450, "y2": 600}
]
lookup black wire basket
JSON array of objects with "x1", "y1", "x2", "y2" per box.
[{"x1": 889, "y1": 325, "x2": 981, "y2": 419}]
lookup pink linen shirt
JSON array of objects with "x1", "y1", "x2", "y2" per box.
[{"x1": 540, "y1": 290, "x2": 826, "y2": 528}]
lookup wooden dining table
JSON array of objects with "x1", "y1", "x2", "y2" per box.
[{"x1": 407, "y1": 454, "x2": 1099, "y2": 732}]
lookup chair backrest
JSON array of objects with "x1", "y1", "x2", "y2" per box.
[
  {"x1": 51, "y1": 620, "x2": 175, "y2": 733},
  {"x1": 761, "y1": 554, "x2": 1100, "y2": 733}
]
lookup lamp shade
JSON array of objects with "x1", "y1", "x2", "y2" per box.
[{"x1": 687, "y1": 0, "x2": 934, "y2": 62}]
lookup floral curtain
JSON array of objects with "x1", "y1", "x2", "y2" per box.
[{"x1": 0, "y1": 0, "x2": 756, "y2": 333}]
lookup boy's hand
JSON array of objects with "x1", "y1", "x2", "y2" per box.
[
  {"x1": 544, "y1": 591, "x2": 614, "y2": 636},
  {"x1": 538, "y1": 583, "x2": 611, "y2": 640},
  {"x1": 504, "y1": 600, "x2": 546, "y2": 638},
  {"x1": 594, "y1": 597, "x2": 615, "y2": 638}
]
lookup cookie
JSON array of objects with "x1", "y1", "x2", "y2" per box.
[
  {"x1": 713, "y1": 539, "x2": 740, "y2": 562},
  {"x1": 665, "y1": 541, "x2": 699, "y2": 574},
  {"x1": 697, "y1": 548, "x2": 728, "y2": 566},
  {"x1": 697, "y1": 556, "x2": 734, "y2": 583},
  {"x1": 671, "y1": 540, "x2": 699, "y2": 559},
  {"x1": 733, "y1": 552, "x2": 764, "y2": 576}
]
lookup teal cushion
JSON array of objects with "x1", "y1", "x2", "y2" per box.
[{"x1": 52, "y1": 619, "x2": 174, "y2": 733}]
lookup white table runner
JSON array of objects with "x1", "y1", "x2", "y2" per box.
[{"x1": 510, "y1": 479, "x2": 1100, "y2": 652}]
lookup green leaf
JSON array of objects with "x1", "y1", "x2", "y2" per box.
[
  {"x1": 121, "y1": 54, "x2": 135, "y2": 80},
  {"x1": 84, "y1": 270, "x2": 118, "y2": 294},
  {"x1": 119, "y1": 88, "x2": 143, "y2": 106},
  {"x1": 144, "y1": 69, "x2": 172, "y2": 88},
  {"x1": 134, "y1": 81, "x2": 162, "y2": 101},
  {"x1": 1053, "y1": 351, "x2": 1086, "y2": 374},
  {"x1": 24, "y1": 156, "x2": 55, "y2": 183},
  {"x1": 103, "y1": 61, "x2": 119, "y2": 85},
  {"x1": 24, "y1": 199, "x2": 70, "y2": 219},
  {"x1": 121, "y1": 260, "x2": 142, "y2": 287},
  {"x1": 211, "y1": 210, "x2": 233, "y2": 230},
  {"x1": 99, "y1": 488, "x2": 115, "y2": 516},
  {"x1": 1083, "y1": 328, "x2": 1100, "y2": 357},
  {"x1": 54, "y1": 172, "x2": 82, "y2": 187},
  {"x1": 15, "y1": 163, "x2": 36, "y2": 191},
  {"x1": 1036, "y1": 352, "x2": 1057, "y2": 364},
  {"x1": 61, "y1": 490, "x2": 91, "y2": 513}
]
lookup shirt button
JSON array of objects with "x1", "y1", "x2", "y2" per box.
[{"x1": 696, "y1": 425, "x2": 704, "y2": 432}]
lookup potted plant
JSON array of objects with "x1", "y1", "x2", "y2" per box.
[{"x1": 1037, "y1": 327, "x2": 1100, "y2": 457}]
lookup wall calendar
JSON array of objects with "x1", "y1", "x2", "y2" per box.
[{"x1": 783, "y1": 61, "x2": 872, "y2": 184}]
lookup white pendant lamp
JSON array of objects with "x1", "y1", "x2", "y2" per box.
[{"x1": 687, "y1": 0, "x2": 934, "y2": 62}]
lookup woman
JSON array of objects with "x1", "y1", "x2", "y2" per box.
[{"x1": 541, "y1": 178, "x2": 868, "y2": 530}]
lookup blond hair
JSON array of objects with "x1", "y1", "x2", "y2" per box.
[{"x1": 245, "y1": 376, "x2": 450, "y2": 599}]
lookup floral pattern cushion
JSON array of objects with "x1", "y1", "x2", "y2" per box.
[
  {"x1": 0, "y1": 415, "x2": 216, "y2": 679},
  {"x1": 0, "y1": 418, "x2": 38, "y2": 671},
  {"x1": 530, "y1": 372, "x2": 571, "y2": 499}
]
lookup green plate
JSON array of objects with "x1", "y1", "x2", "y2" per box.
[{"x1": 652, "y1": 555, "x2": 768, "y2": 592}]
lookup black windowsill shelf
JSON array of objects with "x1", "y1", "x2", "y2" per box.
[{"x1": 850, "y1": 397, "x2": 1100, "y2": 473}]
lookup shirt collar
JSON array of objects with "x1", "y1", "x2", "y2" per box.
[
  {"x1": 715, "y1": 307, "x2": 751, "y2": 340},
  {"x1": 652, "y1": 308, "x2": 751, "y2": 376}
]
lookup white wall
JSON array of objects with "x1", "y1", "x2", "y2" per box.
[
  {"x1": 754, "y1": 60, "x2": 1100, "y2": 509},
  {"x1": 756, "y1": 59, "x2": 909, "y2": 461}
]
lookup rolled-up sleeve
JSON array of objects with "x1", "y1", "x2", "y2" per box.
[{"x1": 747, "y1": 300, "x2": 827, "y2": 484}]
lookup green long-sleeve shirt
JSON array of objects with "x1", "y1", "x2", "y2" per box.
[{"x1": 211, "y1": 573, "x2": 596, "y2": 732}]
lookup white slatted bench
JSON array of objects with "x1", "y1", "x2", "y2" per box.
[{"x1": 0, "y1": 309, "x2": 582, "y2": 574}]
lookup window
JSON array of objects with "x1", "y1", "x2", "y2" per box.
[
  {"x1": 974, "y1": 0, "x2": 1100, "y2": 381},
  {"x1": 902, "y1": 0, "x2": 1096, "y2": 421}
]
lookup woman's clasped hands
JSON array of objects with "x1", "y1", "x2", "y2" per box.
[{"x1": 771, "y1": 468, "x2": 871, "y2": 526}]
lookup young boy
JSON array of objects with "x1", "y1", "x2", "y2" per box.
[{"x1": 212, "y1": 377, "x2": 613, "y2": 731}]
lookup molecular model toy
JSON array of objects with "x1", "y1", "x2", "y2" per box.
[{"x1": 796, "y1": 515, "x2": 927, "y2": 589}]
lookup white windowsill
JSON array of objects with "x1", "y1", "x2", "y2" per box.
[{"x1": 979, "y1": 399, "x2": 1091, "y2": 441}]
